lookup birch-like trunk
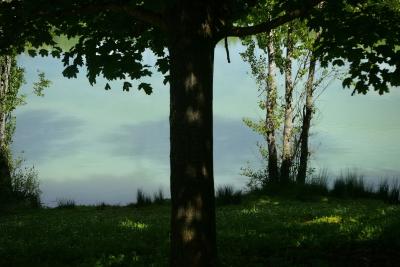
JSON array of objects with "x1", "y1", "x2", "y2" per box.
[
  {"x1": 265, "y1": 30, "x2": 279, "y2": 182},
  {"x1": 0, "y1": 55, "x2": 12, "y2": 199},
  {"x1": 297, "y1": 40, "x2": 319, "y2": 184},
  {"x1": 280, "y1": 26, "x2": 294, "y2": 183}
]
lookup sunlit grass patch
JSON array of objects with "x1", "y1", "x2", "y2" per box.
[
  {"x1": 95, "y1": 253, "x2": 141, "y2": 267},
  {"x1": 358, "y1": 225, "x2": 383, "y2": 240},
  {"x1": 240, "y1": 205, "x2": 259, "y2": 215},
  {"x1": 256, "y1": 197, "x2": 271, "y2": 205},
  {"x1": 119, "y1": 219, "x2": 149, "y2": 230},
  {"x1": 305, "y1": 215, "x2": 342, "y2": 225}
]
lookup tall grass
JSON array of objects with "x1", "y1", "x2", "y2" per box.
[
  {"x1": 153, "y1": 189, "x2": 165, "y2": 204},
  {"x1": 56, "y1": 199, "x2": 76, "y2": 209},
  {"x1": 136, "y1": 189, "x2": 152, "y2": 207},
  {"x1": 385, "y1": 179, "x2": 400, "y2": 204},
  {"x1": 330, "y1": 170, "x2": 372, "y2": 198},
  {"x1": 305, "y1": 168, "x2": 330, "y2": 195},
  {"x1": 245, "y1": 167, "x2": 400, "y2": 204},
  {"x1": 378, "y1": 180, "x2": 390, "y2": 200},
  {"x1": 216, "y1": 185, "x2": 242, "y2": 205}
]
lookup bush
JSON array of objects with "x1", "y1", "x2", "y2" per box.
[
  {"x1": 216, "y1": 185, "x2": 242, "y2": 205},
  {"x1": 10, "y1": 157, "x2": 41, "y2": 208},
  {"x1": 241, "y1": 164, "x2": 268, "y2": 191},
  {"x1": 56, "y1": 199, "x2": 76, "y2": 209},
  {"x1": 136, "y1": 189, "x2": 152, "y2": 207}
]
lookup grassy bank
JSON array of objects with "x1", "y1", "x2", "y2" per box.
[{"x1": 1, "y1": 196, "x2": 400, "y2": 266}]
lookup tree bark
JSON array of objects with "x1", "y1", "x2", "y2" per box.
[
  {"x1": 265, "y1": 30, "x2": 279, "y2": 183},
  {"x1": 297, "y1": 49, "x2": 318, "y2": 184},
  {"x1": 280, "y1": 25, "x2": 294, "y2": 183},
  {"x1": 167, "y1": 4, "x2": 217, "y2": 266},
  {"x1": 0, "y1": 55, "x2": 12, "y2": 200}
]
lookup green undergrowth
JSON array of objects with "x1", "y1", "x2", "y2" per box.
[{"x1": 1, "y1": 196, "x2": 400, "y2": 266}]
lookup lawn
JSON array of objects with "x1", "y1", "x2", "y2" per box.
[{"x1": 1, "y1": 196, "x2": 400, "y2": 266}]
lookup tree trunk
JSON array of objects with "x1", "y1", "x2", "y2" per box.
[
  {"x1": 297, "y1": 50, "x2": 318, "y2": 184},
  {"x1": 167, "y1": 4, "x2": 217, "y2": 266},
  {"x1": 280, "y1": 26, "x2": 294, "y2": 183},
  {"x1": 265, "y1": 30, "x2": 279, "y2": 183},
  {"x1": 0, "y1": 55, "x2": 12, "y2": 200}
]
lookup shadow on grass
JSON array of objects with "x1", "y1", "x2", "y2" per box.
[
  {"x1": 217, "y1": 198, "x2": 400, "y2": 267},
  {"x1": 1, "y1": 197, "x2": 400, "y2": 266}
]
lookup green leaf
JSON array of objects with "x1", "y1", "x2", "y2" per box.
[
  {"x1": 138, "y1": 83, "x2": 153, "y2": 95},
  {"x1": 62, "y1": 65, "x2": 79, "y2": 78},
  {"x1": 51, "y1": 50, "x2": 61, "y2": 58},
  {"x1": 123, "y1": 81, "x2": 132, "y2": 92},
  {"x1": 332, "y1": 59, "x2": 344, "y2": 66},
  {"x1": 33, "y1": 72, "x2": 51, "y2": 97},
  {"x1": 342, "y1": 77, "x2": 353, "y2": 88},
  {"x1": 27, "y1": 49, "x2": 37, "y2": 57},
  {"x1": 105, "y1": 83, "x2": 111, "y2": 90},
  {"x1": 39, "y1": 49, "x2": 48, "y2": 57}
]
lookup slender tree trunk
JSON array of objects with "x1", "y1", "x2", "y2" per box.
[
  {"x1": 265, "y1": 30, "x2": 279, "y2": 183},
  {"x1": 167, "y1": 4, "x2": 217, "y2": 266},
  {"x1": 297, "y1": 54, "x2": 317, "y2": 184},
  {"x1": 280, "y1": 26, "x2": 294, "y2": 183},
  {"x1": 0, "y1": 55, "x2": 12, "y2": 200}
]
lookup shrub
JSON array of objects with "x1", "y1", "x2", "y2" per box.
[
  {"x1": 216, "y1": 185, "x2": 242, "y2": 205},
  {"x1": 241, "y1": 164, "x2": 268, "y2": 192},
  {"x1": 136, "y1": 189, "x2": 152, "y2": 207},
  {"x1": 153, "y1": 189, "x2": 165, "y2": 204},
  {"x1": 10, "y1": 157, "x2": 41, "y2": 208},
  {"x1": 56, "y1": 199, "x2": 76, "y2": 209}
]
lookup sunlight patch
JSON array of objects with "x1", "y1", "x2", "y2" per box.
[
  {"x1": 358, "y1": 225, "x2": 382, "y2": 240},
  {"x1": 119, "y1": 219, "x2": 149, "y2": 230},
  {"x1": 306, "y1": 215, "x2": 342, "y2": 225},
  {"x1": 241, "y1": 206, "x2": 259, "y2": 215},
  {"x1": 257, "y1": 198, "x2": 271, "y2": 205}
]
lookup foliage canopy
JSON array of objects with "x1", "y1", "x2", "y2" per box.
[{"x1": 0, "y1": 0, "x2": 399, "y2": 94}]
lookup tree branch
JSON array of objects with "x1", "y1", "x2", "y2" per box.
[
  {"x1": 227, "y1": 0, "x2": 323, "y2": 38},
  {"x1": 106, "y1": 5, "x2": 166, "y2": 31},
  {"x1": 36, "y1": 3, "x2": 166, "y2": 31}
]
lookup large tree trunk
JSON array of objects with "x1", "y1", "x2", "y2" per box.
[
  {"x1": 280, "y1": 26, "x2": 294, "y2": 183},
  {"x1": 297, "y1": 54, "x2": 317, "y2": 184},
  {"x1": 167, "y1": 4, "x2": 217, "y2": 266},
  {"x1": 0, "y1": 55, "x2": 12, "y2": 200},
  {"x1": 265, "y1": 30, "x2": 279, "y2": 183}
]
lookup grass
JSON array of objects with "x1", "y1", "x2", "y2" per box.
[
  {"x1": 1, "y1": 195, "x2": 400, "y2": 266},
  {"x1": 216, "y1": 185, "x2": 242, "y2": 205},
  {"x1": 331, "y1": 170, "x2": 371, "y2": 198},
  {"x1": 153, "y1": 189, "x2": 165, "y2": 205},
  {"x1": 280, "y1": 169, "x2": 400, "y2": 204},
  {"x1": 56, "y1": 199, "x2": 76, "y2": 209},
  {"x1": 135, "y1": 189, "x2": 152, "y2": 207}
]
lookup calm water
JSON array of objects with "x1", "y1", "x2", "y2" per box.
[{"x1": 12, "y1": 43, "x2": 400, "y2": 206}]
